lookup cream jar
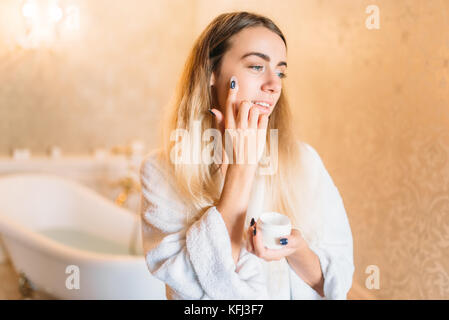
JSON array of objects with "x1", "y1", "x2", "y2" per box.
[{"x1": 258, "y1": 212, "x2": 292, "y2": 249}]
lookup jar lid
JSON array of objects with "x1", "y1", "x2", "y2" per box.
[{"x1": 259, "y1": 211, "x2": 291, "y2": 230}]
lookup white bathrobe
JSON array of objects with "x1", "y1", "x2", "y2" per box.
[{"x1": 139, "y1": 141, "x2": 354, "y2": 300}]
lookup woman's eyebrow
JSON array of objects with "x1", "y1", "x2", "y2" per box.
[{"x1": 240, "y1": 51, "x2": 287, "y2": 68}]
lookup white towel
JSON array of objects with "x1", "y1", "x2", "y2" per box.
[{"x1": 140, "y1": 141, "x2": 354, "y2": 300}]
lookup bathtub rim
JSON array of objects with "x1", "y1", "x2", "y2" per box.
[
  {"x1": 0, "y1": 172, "x2": 146, "y2": 263},
  {"x1": 0, "y1": 214, "x2": 146, "y2": 263}
]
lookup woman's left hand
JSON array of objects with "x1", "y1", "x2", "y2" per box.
[{"x1": 245, "y1": 218, "x2": 308, "y2": 262}]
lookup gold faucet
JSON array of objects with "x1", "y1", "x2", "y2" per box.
[
  {"x1": 110, "y1": 144, "x2": 143, "y2": 208},
  {"x1": 109, "y1": 142, "x2": 145, "y2": 255},
  {"x1": 113, "y1": 176, "x2": 141, "y2": 207}
]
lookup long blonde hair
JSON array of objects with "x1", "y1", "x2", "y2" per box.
[{"x1": 157, "y1": 11, "x2": 323, "y2": 245}]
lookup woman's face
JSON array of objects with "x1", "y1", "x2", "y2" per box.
[{"x1": 211, "y1": 26, "x2": 287, "y2": 117}]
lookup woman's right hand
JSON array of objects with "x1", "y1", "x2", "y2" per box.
[
  {"x1": 210, "y1": 76, "x2": 269, "y2": 174},
  {"x1": 211, "y1": 76, "x2": 270, "y2": 266},
  {"x1": 212, "y1": 76, "x2": 269, "y2": 217}
]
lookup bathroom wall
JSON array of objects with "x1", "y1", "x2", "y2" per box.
[
  {"x1": 282, "y1": 0, "x2": 448, "y2": 299},
  {"x1": 1, "y1": 0, "x2": 448, "y2": 299},
  {"x1": 192, "y1": 0, "x2": 449, "y2": 300},
  {"x1": 0, "y1": 0, "x2": 197, "y2": 156}
]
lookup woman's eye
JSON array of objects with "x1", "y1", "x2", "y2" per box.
[
  {"x1": 248, "y1": 65, "x2": 287, "y2": 79},
  {"x1": 249, "y1": 65, "x2": 264, "y2": 72},
  {"x1": 277, "y1": 72, "x2": 287, "y2": 79}
]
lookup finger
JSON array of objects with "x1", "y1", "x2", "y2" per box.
[
  {"x1": 263, "y1": 246, "x2": 295, "y2": 261},
  {"x1": 258, "y1": 113, "x2": 269, "y2": 130},
  {"x1": 263, "y1": 247, "x2": 283, "y2": 260},
  {"x1": 253, "y1": 221, "x2": 265, "y2": 257},
  {"x1": 236, "y1": 100, "x2": 252, "y2": 129},
  {"x1": 210, "y1": 108, "x2": 224, "y2": 133},
  {"x1": 248, "y1": 105, "x2": 261, "y2": 130},
  {"x1": 278, "y1": 229, "x2": 302, "y2": 249},
  {"x1": 225, "y1": 76, "x2": 238, "y2": 128}
]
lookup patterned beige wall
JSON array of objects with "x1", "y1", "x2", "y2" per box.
[
  {"x1": 1, "y1": 0, "x2": 448, "y2": 299},
  {"x1": 0, "y1": 0, "x2": 196, "y2": 156},
  {"x1": 292, "y1": 0, "x2": 449, "y2": 299}
]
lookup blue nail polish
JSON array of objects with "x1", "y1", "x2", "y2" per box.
[
  {"x1": 250, "y1": 218, "x2": 255, "y2": 226},
  {"x1": 253, "y1": 227, "x2": 256, "y2": 236},
  {"x1": 230, "y1": 80, "x2": 235, "y2": 89},
  {"x1": 208, "y1": 109, "x2": 214, "y2": 116},
  {"x1": 280, "y1": 238, "x2": 288, "y2": 245}
]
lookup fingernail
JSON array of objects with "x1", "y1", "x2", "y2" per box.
[
  {"x1": 250, "y1": 218, "x2": 255, "y2": 226},
  {"x1": 280, "y1": 238, "x2": 288, "y2": 245},
  {"x1": 208, "y1": 109, "x2": 214, "y2": 116},
  {"x1": 230, "y1": 76, "x2": 236, "y2": 89},
  {"x1": 253, "y1": 227, "x2": 256, "y2": 236}
]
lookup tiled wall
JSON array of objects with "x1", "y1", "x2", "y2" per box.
[{"x1": 1, "y1": 0, "x2": 448, "y2": 298}]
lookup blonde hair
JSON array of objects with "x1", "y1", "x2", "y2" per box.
[{"x1": 157, "y1": 11, "x2": 323, "y2": 245}]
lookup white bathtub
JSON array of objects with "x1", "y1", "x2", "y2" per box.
[{"x1": 0, "y1": 173, "x2": 166, "y2": 299}]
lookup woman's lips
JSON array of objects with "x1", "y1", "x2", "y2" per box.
[
  {"x1": 251, "y1": 100, "x2": 273, "y2": 115},
  {"x1": 254, "y1": 104, "x2": 270, "y2": 114}
]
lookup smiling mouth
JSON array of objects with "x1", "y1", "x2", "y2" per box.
[
  {"x1": 251, "y1": 101, "x2": 272, "y2": 107},
  {"x1": 251, "y1": 101, "x2": 271, "y2": 114}
]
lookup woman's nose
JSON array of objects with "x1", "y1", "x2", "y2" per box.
[{"x1": 261, "y1": 72, "x2": 282, "y2": 94}]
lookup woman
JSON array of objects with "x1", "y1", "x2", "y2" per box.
[{"x1": 140, "y1": 11, "x2": 354, "y2": 300}]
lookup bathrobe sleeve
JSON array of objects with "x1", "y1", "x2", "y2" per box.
[
  {"x1": 289, "y1": 143, "x2": 355, "y2": 300},
  {"x1": 139, "y1": 153, "x2": 269, "y2": 300}
]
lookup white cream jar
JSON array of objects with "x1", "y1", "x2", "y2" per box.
[{"x1": 258, "y1": 212, "x2": 292, "y2": 249}]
